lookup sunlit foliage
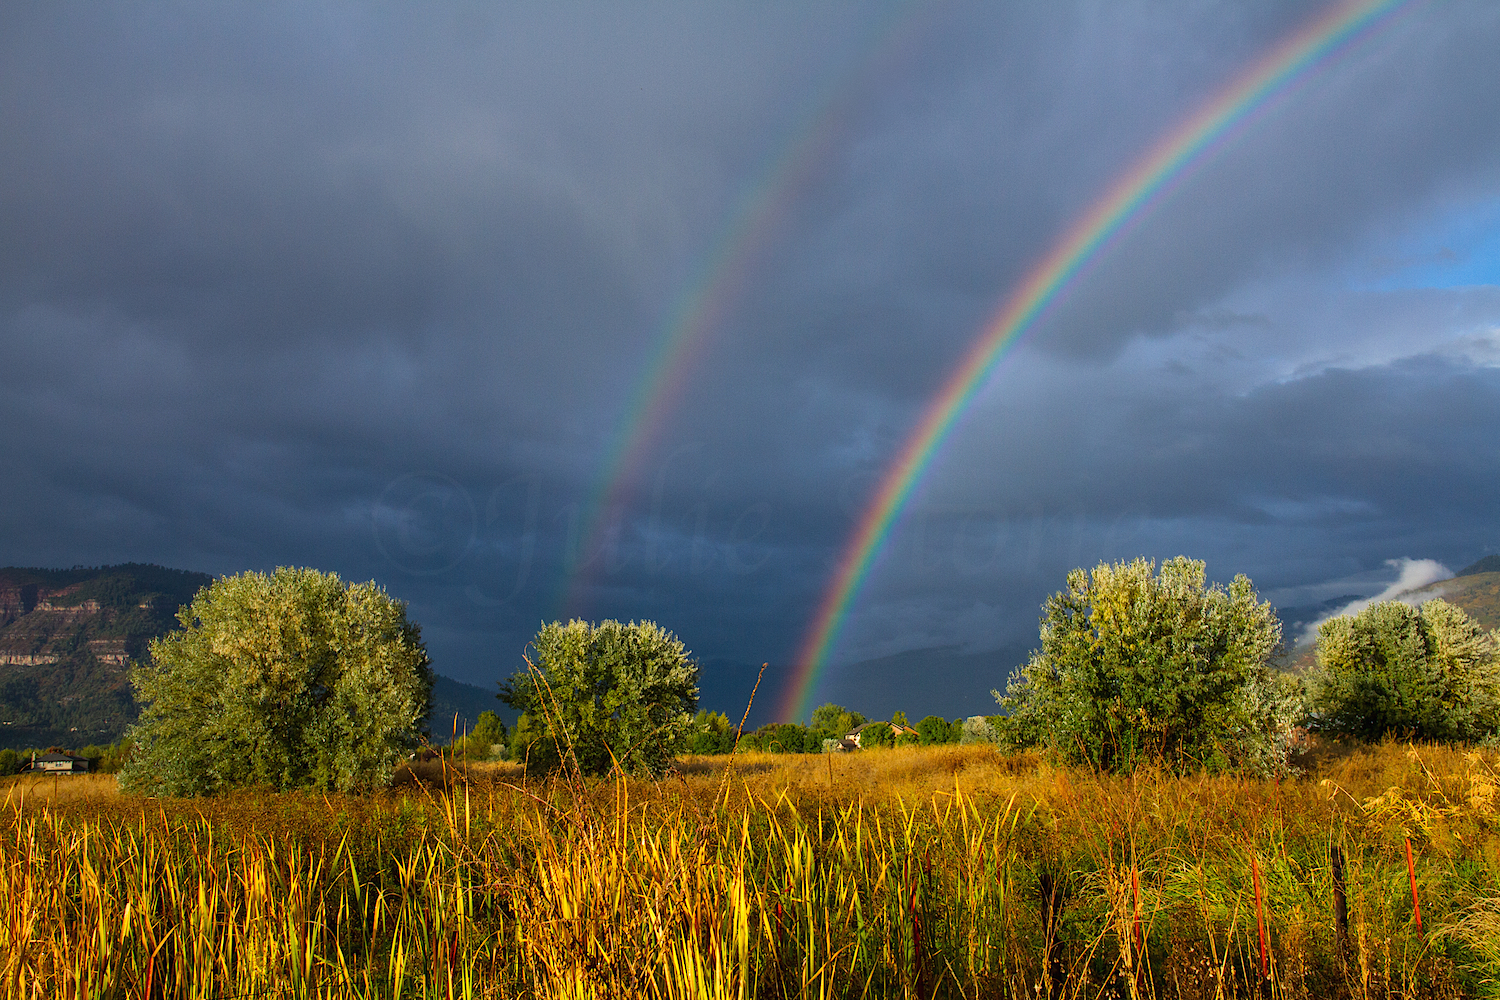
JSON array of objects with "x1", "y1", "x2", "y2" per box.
[
  {"x1": 120, "y1": 568, "x2": 433, "y2": 796},
  {"x1": 1311, "y1": 598, "x2": 1500, "y2": 741},
  {"x1": 997, "y1": 556, "x2": 1295, "y2": 774}
]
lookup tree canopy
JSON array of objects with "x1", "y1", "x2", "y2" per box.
[
  {"x1": 915, "y1": 715, "x2": 961, "y2": 746},
  {"x1": 809, "y1": 703, "x2": 866, "y2": 738},
  {"x1": 996, "y1": 556, "x2": 1294, "y2": 774},
  {"x1": 1310, "y1": 598, "x2": 1500, "y2": 741},
  {"x1": 120, "y1": 568, "x2": 433, "y2": 796},
  {"x1": 500, "y1": 619, "x2": 698, "y2": 777}
]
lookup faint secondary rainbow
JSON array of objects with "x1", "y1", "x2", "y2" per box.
[
  {"x1": 559, "y1": 1, "x2": 933, "y2": 616},
  {"x1": 780, "y1": 0, "x2": 1411, "y2": 722}
]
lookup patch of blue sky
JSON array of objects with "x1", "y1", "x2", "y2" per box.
[{"x1": 1358, "y1": 198, "x2": 1500, "y2": 291}]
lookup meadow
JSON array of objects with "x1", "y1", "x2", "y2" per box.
[{"x1": 2, "y1": 741, "x2": 1498, "y2": 999}]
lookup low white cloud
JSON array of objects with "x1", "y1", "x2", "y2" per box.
[{"x1": 1297, "y1": 557, "x2": 1453, "y2": 645}]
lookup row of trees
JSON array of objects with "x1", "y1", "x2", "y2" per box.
[
  {"x1": 0, "y1": 741, "x2": 131, "y2": 776},
  {"x1": 733, "y1": 711, "x2": 972, "y2": 754},
  {"x1": 993, "y1": 556, "x2": 1500, "y2": 775},
  {"x1": 103, "y1": 559, "x2": 1500, "y2": 796},
  {"x1": 446, "y1": 702, "x2": 981, "y2": 763}
]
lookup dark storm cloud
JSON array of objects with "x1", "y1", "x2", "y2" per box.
[{"x1": 3, "y1": 1, "x2": 1500, "y2": 708}]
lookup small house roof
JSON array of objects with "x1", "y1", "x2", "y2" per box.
[
  {"x1": 845, "y1": 721, "x2": 918, "y2": 738},
  {"x1": 34, "y1": 752, "x2": 84, "y2": 762}
]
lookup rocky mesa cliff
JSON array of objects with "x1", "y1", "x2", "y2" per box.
[{"x1": 0, "y1": 564, "x2": 212, "y2": 748}]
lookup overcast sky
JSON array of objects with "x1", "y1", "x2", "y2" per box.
[{"x1": 3, "y1": 1, "x2": 1499, "y2": 720}]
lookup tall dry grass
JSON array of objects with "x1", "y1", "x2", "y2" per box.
[{"x1": 1, "y1": 741, "x2": 1497, "y2": 998}]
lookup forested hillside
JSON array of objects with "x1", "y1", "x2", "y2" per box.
[{"x1": 0, "y1": 564, "x2": 211, "y2": 748}]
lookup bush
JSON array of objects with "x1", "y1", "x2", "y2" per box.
[
  {"x1": 0, "y1": 749, "x2": 19, "y2": 776},
  {"x1": 959, "y1": 716, "x2": 1001, "y2": 744},
  {"x1": 996, "y1": 556, "x2": 1293, "y2": 774},
  {"x1": 500, "y1": 619, "x2": 698, "y2": 776},
  {"x1": 916, "y1": 715, "x2": 960, "y2": 746},
  {"x1": 1310, "y1": 598, "x2": 1500, "y2": 741},
  {"x1": 449, "y1": 711, "x2": 508, "y2": 761},
  {"x1": 120, "y1": 568, "x2": 433, "y2": 796},
  {"x1": 687, "y1": 710, "x2": 736, "y2": 754}
]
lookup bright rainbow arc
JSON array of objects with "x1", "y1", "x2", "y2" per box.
[
  {"x1": 560, "y1": 3, "x2": 928, "y2": 617},
  {"x1": 781, "y1": 0, "x2": 1411, "y2": 722}
]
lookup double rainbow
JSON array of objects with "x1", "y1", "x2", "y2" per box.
[
  {"x1": 780, "y1": 0, "x2": 1411, "y2": 722},
  {"x1": 560, "y1": 2, "x2": 930, "y2": 615}
]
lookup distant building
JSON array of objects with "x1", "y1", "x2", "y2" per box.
[
  {"x1": 28, "y1": 752, "x2": 89, "y2": 774},
  {"x1": 842, "y1": 721, "x2": 919, "y2": 749}
]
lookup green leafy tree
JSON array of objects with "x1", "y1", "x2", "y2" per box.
[
  {"x1": 996, "y1": 556, "x2": 1290, "y2": 774},
  {"x1": 500, "y1": 619, "x2": 698, "y2": 776},
  {"x1": 916, "y1": 715, "x2": 960, "y2": 746},
  {"x1": 450, "y1": 710, "x2": 508, "y2": 760},
  {"x1": 860, "y1": 722, "x2": 895, "y2": 749},
  {"x1": 1310, "y1": 598, "x2": 1500, "y2": 741},
  {"x1": 809, "y1": 703, "x2": 865, "y2": 740},
  {"x1": 688, "y1": 710, "x2": 736, "y2": 754},
  {"x1": 0, "y1": 749, "x2": 19, "y2": 776},
  {"x1": 750, "y1": 722, "x2": 814, "y2": 753},
  {"x1": 120, "y1": 568, "x2": 433, "y2": 796}
]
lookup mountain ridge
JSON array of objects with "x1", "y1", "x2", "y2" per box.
[
  {"x1": 0, "y1": 564, "x2": 213, "y2": 747},
  {"x1": 0, "y1": 563, "x2": 508, "y2": 750}
]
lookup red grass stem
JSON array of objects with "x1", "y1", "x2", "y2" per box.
[
  {"x1": 1131, "y1": 865, "x2": 1143, "y2": 958},
  {"x1": 1405, "y1": 838, "x2": 1422, "y2": 938},
  {"x1": 1252, "y1": 853, "x2": 1268, "y2": 985}
]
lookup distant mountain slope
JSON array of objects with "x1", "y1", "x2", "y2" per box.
[
  {"x1": 1458, "y1": 555, "x2": 1500, "y2": 578},
  {"x1": 0, "y1": 564, "x2": 213, "y2": 748},
  {"x1": 430, "y1": 674, "x2": 502, "y2": 738},
  {"x1": 813, "y1": 644, "x2": 1024, "y2": 723},
  {"x1": 1402, "y1": 570, "x2": 1500, "y2": 630}
]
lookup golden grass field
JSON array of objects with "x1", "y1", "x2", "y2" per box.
[{"x1": 2, "y1": 741, "x2": 1499, "y2": 999}]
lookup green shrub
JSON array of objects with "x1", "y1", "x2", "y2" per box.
[
  {"x1": 997, "y1": 556, "x2": 1294, "y2": 774},
  {"x1": 500, "y1": 619, "x2": 698, "y2": 776},
  {"x1": 121, "y1": 568, "x2": 433, "y2": 796},
  {"x1": 687, "y1": 710, "x2": 736, "y2": 754},
  {"x1": 448, "y1": 711, "x2": 508, "y2": 760},
  {"x1": 916, "y1": 715, "x2": 960, "y2": 745},
  {"x1": 1310, "y1": 598, "x2": 1500, "y2": 741}
]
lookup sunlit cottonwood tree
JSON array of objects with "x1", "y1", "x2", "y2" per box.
[
  {"x1": 996, "y1": 556, "x2": 1298, "y2": 775},
  {"x1": 1311, "y1": 598, "x2": 1500, "y2": 741},
  {"x1": 120, "y1": 568, "x2": 433, "y2": 796},
  {"x1": 501, "y1": 618, "x2": 698, "y2": 777}
]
